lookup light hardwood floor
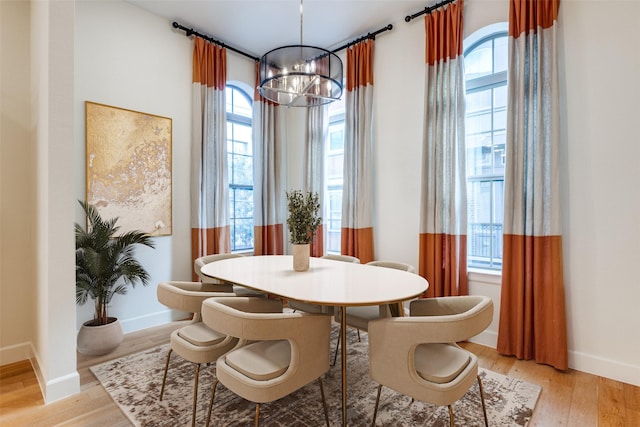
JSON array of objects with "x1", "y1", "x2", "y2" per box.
[{"x1": 1, "y1": 321, "x2": 638, "y2": 426}]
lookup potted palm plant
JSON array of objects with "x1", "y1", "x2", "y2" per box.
[
  {"x1": 75, "y1": 200, "x2": 155, "y2": 356},
  {"x1": 286, "y1": 190, "x2": 321, "y2": 271}
]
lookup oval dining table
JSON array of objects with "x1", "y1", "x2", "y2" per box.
[{"x1": 201, "y1": 255, "x2": 429, "y2": 427}]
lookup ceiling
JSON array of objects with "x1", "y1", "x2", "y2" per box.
[{"x1": 127, "y1": 0, "x2": 432, "y2": 58}]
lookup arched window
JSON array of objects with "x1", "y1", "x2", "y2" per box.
[
  {"x1": 226, "y1": 84, "x2": 253, "y2": 252},
  {"x1": 464, "y1": 26, "x2": 508, "y2": 270}
]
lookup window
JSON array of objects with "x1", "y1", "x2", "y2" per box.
[
  {"x1": 226, "y1": 85, "x2": 253, "y2": 252},
  {"x1": 464, "y1": 30, "x2": 507, "y2": 270},
  {"x1": 324, "y1": 97, "x2": 345, "y2": 254}
]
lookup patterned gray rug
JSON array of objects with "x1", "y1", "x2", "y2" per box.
[{"x1": 91, "y1": 325, "x2": 541, "y2": 426}]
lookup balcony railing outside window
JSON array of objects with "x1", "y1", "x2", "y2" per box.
[{"x1": 468, "y1": 223, "x2": 503, "y2": 269}]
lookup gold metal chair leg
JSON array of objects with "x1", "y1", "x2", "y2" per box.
[
  {"x1": 448, "y1": 405, "x2": 455, "y2": 427},
  {"x1": 477, "y1": 375, "x2": 489, "y2": 427},
  {"x1": 205, "y1": 379, "x2": 219, "y2": 427},
  {"x1": 191, "y1": 364, "x2": 201, "y2": 427},
  {"x1": 159, "y1": 348, "x2": 173, "y2": 400},
  {"x1": 332, "y1": 324, "x2": 342, "y2": 367},
  {"x1": 254, "y1": 403, "x2": 260, "y2": 427},
  {"x1": 318, "y1": 377, "x2": 330, "y2": 427},
  {"x1": 371, "y1": 384, "x2": 383, "y2": 426}
]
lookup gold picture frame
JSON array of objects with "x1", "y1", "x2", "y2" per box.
[{"x1": 85, "y1": 101, "x2": 172, "y2": 236}]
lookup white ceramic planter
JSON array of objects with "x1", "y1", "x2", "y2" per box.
[
  {"x1": 77, "y1": 317, "x2": 124, "y2": 356},
  {"x1": 292, "y1": 244, "x2": 310, "y2": 271}
]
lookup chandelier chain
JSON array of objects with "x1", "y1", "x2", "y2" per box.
[{"x1": 300, "y1": 0, "x2": 303, "y2": 45}]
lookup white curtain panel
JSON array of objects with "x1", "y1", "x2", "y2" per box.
[{"x1": 190, "y1": 38, "x2": 229, "y2": 262}]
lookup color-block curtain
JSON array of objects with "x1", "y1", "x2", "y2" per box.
[
  {"x1": 253, "y1": 63, "x2": 285, "y2": 255},
  {"x1": 305, "y1": 106, "x2": 328, "y2": 257},
  {"x1": 190, "y1": 38, "x2": 230, "y2": 280},
  {"x1": 418, "y1": 0, "x2": 468, "y2": 297},
  {"x1": 341, "y1": 39, "x2": 375, "y2": 264},
  {"x1": 497, "y1": 0, "x2": 568, "y2": 370}
]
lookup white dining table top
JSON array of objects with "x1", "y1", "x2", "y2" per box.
[{"x1": 200, "y1": 255, "x2": 429, "y2": 306}]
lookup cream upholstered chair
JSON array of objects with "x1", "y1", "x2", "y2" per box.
[
  {"x1": 201, "y1": 296, "x2": 332, "y2": 427},
  {"x1": 156, "y1": 281, "x2": 242, "y2": 427},
  {"x1": 321, "y1": 253, "x2": 360, "y2": 263},
  {"x1": 368, "y1": 295, "x2": 494, "y2": 427},
  {"x1": 332, "y1": 260, "x2": 416, "y2": 365},
  {"x1": 288, "y1": 254, "x2": 360, "y2": 315},
  {"x1": 194, "y1": 253, "x2": 264, "y2": 296}
]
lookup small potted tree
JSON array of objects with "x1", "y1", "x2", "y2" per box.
[
  {"x1": 75, "y1": 201, "x2": 155, "y2": 356},
  {"x1": 286, "y1": 190, "x2": 321, "y2": 271}
]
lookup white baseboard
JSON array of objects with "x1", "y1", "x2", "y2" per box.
[
  {"x1": 118, "y1": 309, "x2": 184, "y2": 334},
  {"x1": 569, "y1": 350, "x2": 640, "y2": 387},
  {"x1": 0, "y1": 341, "x2": 34, "y2": 366},
  {"x1": 41, "y1": 370, "x2": 81, "y2": 404},
  {"x1": 30, "y1": 346, "x2": 81, "y2": 404},
  {"x1": 469, "y1": 329, "x2": 498, "y2": 348},
  {"x1": 468, "y1": 331, "x2": 640, "y2": 387},
  {"x1": 1, "y1": 341, "x2": 80, "y2": 403}
]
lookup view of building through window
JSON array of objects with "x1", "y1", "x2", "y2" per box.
[
  {"x1": 226, "y1": 85, "x2": 254, "y2": 252},
  {"x1": 325, "y1": 97, "x2": 345, "y2": 254},
  {"x1": 464, "y1": 32, "x2": 508, "y2": 270}
]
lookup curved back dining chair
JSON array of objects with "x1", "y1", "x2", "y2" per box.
[
  {"x1": 156, "y1": 281, "x2": 243, "y2": 427},
  {"x1": 194, "y1": 253, "x2": 244, "y2": 292},
  {"x1": 332, "y1": 260, "x2": 416, "y2": 365},
  {"x1": 368, "y1": 295, "x2": 494, "y2": 426},
  {"x1": 321, "y1": 254, "x2": 361, "y2": 263},
  {"x1": 201, "y1": 296, "x2": 332, "y2": 427},
  {"x1": 288, "y1": 254, "x2": 360, "y2": 315},
  {"x1": 194, "y1": 253, "x2": 264, "y2": 296}
]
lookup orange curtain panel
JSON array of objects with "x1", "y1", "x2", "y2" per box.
[
  {"x1": 190, "y1": 38, "x2": 230, "y2": 280},
  {"x1": 497, "y1": 0, "x2": 568, "y2": 370},
  {"x1": 418, "y1": 0, "x2": 468, "y2": 297},
  {"x1": 341, "y1": 39, "x2": 375, "y2": 264},
  {"x1": 252, "y1": 63, "x2": 285, "y2": 255}
]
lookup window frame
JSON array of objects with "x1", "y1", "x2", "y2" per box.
[
  {"x1": 464, "y1": 26, "x2": 508, "y2": 273},
  {"x1": 324, "y1": 97, "x2": 346, "y2": 255},
  {"x1": 226, "y1": 83, "x2": 254, "y2": 253}
]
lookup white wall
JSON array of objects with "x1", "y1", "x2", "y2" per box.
[
  {"x1": 75, "y1": 0, "x2": 192, "y2": 332},
  {"x1": 68, "y1": 0, "x2": 640, "y2": 387},
  {"x1": 285, "y1": 0, "x2": 639, "y2": 388},
  {"x1": 558, "y1": 0, "x2": 640, "y2": 385},
  {"x1": 0, "y1": 0, "x2": 37, "y2": 366},
  {"x1": 74, "y1": 1, "x2": 259, "y2": 332},
  {"x1": 33, "y1": 0, "x2": 79, "y2": 403},
  {"x1": 342, "y1": 0, "x2": 640, "y2": 386},
  {"x1": 2, "y1": 0, "x2": 639, "y2": 406},
  {"x1": 1, "y1": 0, "x2": 80, "y2": 402}
]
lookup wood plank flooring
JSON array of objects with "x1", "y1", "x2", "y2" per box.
[{"x1": 1, "y1": 321, "x2": 638, "y2": 426}]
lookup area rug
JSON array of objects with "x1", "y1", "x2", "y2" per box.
[{"x1": 91, "y1": 325, "x2": 541, "y2": 426}]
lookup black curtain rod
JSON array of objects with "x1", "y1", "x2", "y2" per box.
[
  {"x1": 172, "y1": 21, "x2": 259, "y2": 61},
  {"x1": 404, "y1": 0, "x2": 457, "y2": 22},
  {"x1": 331, "y1": 24, "x2": 393, "y2": 53},
  {"x1": 173, "y1": 20, "x2": 393, "y2": 60}
]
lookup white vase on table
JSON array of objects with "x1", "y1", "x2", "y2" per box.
[{"x1": 292, "y1": 244, "x2": 310, "y2": 271}]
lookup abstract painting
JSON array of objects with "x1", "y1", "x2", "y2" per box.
[{"x1": 85, "y1": 101, "x2": 172, "y2": 236}]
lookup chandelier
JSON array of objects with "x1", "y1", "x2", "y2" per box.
[{"x1": 258, "y1": 0, "x2": 343, "y2": 107}]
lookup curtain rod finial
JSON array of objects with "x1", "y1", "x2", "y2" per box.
[{"x1": 404, "y1": 15, "x2": 411, "y2": 22}]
